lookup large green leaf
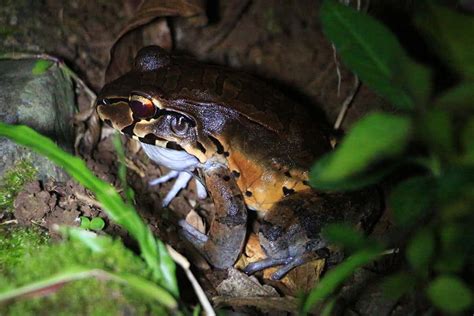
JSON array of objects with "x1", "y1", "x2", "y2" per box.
[
  {"x1": 418, "y1": 109, "x2": 454, "y2": 158},
  {"x1": 416, "y1": 3, "x2": 474, "y2": 80},
  {"x1": 320, "y1": 0, "x2": 417, "y2": 110},
  {"x1": 426, "y1": 275, "x2": 473, "y2": 313},
  {"x1": 389, "y1": 176, "x2": 434, "y2": 226},
  {"x1": 302, "y1": 247, "x2": 381, "y2": 312},
  {"x1": 322, "y1": 223, "x2": 368, "y2": 252},
  {"x1": 406, "y1": 229, "x2": 434, "y2": 272},
  {"x1": 435, "y1": 82, "x2": 474, "y2": 112},
  {"x1": 310, "y1": 113, "x2": 411, "y2": 189},
  {"x1": 0, "y1": 123, "x2": 178, "y2": 297},
  {"x1": 382, "y1": 272, "x2": 415, "y2": 300},
  {"x1": 462, "y1": 117, "x2": 474, "y2": 164}
]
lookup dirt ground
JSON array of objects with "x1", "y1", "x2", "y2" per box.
[{"x1": 1, "y1": 0, "x2": 400, "y2": 313}]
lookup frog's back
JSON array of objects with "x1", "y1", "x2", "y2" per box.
[{"x1": 149, "y1": 57, "x2": 329, "y2": 139}]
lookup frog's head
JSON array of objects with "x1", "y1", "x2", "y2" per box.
[{"x1": 96, "y1": 46, "x2": 224, "y2": 164}]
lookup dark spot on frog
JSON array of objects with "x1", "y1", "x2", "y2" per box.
[
  {"x1": 103, "y1": 119, "x2": 113, "y2": 127},
  {"x1": 196, "y1": 141, "x2": 206, "y2": 154},
  {"x1": 303, "y1": 180, "x2": 310, "y2": 186},
  {"x1": 284, "y1": 171, "x2": 291, "y2": 177},
  {"x1": 232, "y1": 170, "x2": 240, "y2": 178},
  {"x1": 245, "y1": 191, "x2": 252, "y2": 197},
  {"x1": 139, "y1": 133, "x2": 166, "y2": 145},
  {"x1": 260, "y1": 221, "x2": 285, "y2": 242},
  {"x1": 223, "y1": 175, "x2": 230, "y2": 181},
  {"x1": 166, "y1": 141, "x2": 184, "y2": 151},
  {"x1": 121, "y1": 124, "x2": 136, "y2": 137},
  {"x1": 224, "y1": 151, "x2": 230, "y2": 157},
  {"x1": 208, "y1": 135, "x2": 225, "y2": 154},
  {"x1": 315, "y1": 247, "x2": 330, "y2": 258},
  {"x1": 282, "y1": 186, "x2": 295, "y2": 196}
]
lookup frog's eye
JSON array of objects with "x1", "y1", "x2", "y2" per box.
[
  {"x1": 129, "y1": 95, "x2": 156, "y2": 119},
  {"x1": 170, "y1": 114, "x2": 192, "y2": 136}
]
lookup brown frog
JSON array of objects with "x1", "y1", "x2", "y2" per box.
[{"x1": 96, "y1": 46, "x2": 381, "y2": 279}]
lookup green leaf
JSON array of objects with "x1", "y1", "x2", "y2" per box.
[
  {"x1": 320, "y1": 0, "x2": 416, "y2": 110},
  {"x1": 417, "y1": 109, "x2": 454, "y2": 158},
  {"x1": 462, "y1": 117, "x2": 474, "y2": 164},
  {"x1": 395, "y1": 60, "x2": 432, "y2": 108},
  {"x1": 322, "y1": 223, "x2": 367, "y2": 252},
  {"x1": 320, "y1": 298, "x2": 336, "y2": 316},
  {"x1": 406, "y1": 229, "x2": 434, "y2": 272},
  {"x1": 435, "y1": 82, "x2": 474, "y2": 112},
  {"x1": 416, "y1": 3, "x2": 474, "y2": 79},
  {"x1": 59, "y1": 226, "x2": 109, "y2": 253},
  {"x1": 310, "y1": 113, "x2": 411, "y2": 189},
  {"x1": 389, "y1": 176, "x2": 433, "y2": 226},
  {"x1": 0, "y1": 267, "x2": 177, "y2": 309},
  {"x1": 436, "y1": 166, "x2": 474, "y2": 220},
  {"x1": 79, "y1": 216, "x2": 91, "y2": 229},
  {"x1": 31, "y1": 60, "x2": 53, "y2": 75},
  {"x1": 90, "y1": 217, "x2": 106, "y2": 231},
  {"x1": 0, "y1": 123, "x2": 178, "y2": 297},
  {"x1": 302, "y1": 247, "x2": 381, "y2": 312},
  {"x1": 426, "y1": 275, "x2": 473, "y2": 313},
  {"x1": 382, "y1": 272, "x2": 415, "y2": 300},
  {"x1": 435, "y1": 225, "x2": 466, "y2": 273},
  {"x1": 112, "y1": 133, "x2": 135, "y2": 204}
]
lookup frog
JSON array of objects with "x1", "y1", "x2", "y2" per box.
[{"x1": 96, "y1": 45, "x2": 381, "y2": 279}]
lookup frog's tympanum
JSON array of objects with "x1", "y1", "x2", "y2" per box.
[{"x1": 96, "y1": 46, "x2": 381, "y2": 279}]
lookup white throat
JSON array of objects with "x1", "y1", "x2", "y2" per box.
[{"x1": 140, "y1": 142, "x2": 200, "y2": 171}]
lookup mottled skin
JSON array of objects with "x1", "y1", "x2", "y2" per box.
[{"x1": 97, "y1": 46, "x2": 381, "y2": 278}]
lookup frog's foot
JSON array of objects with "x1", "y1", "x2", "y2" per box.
[
  {"x1": 179, "y1": 219, "x2": 208, "y2": 245},
  {"x1": 150, "y1": 171, "x2": 207, "y2": 207},
  {"x1": 244, "y1": 250, "x2": 329, "y2": 280}
]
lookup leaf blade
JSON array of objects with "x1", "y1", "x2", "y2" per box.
[{"x1": 320, "y1": 0, "x2": 414, "y2": 109}]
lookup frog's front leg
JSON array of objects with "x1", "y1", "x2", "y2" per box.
[{"x1": 180, "y1": 163, "x2": 247, "y2": 269}]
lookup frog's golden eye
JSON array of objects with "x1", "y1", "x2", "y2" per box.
[
  {"x1": 170, "y1": 114, "x2": 191, "y2": 136},
  {"x1": 129, "y1": 95, "x2": 156, "y2": 119}
]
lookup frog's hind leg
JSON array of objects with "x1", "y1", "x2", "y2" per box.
[{"x1": 179, "y1": 163, "x2": 247, "y2": 269}]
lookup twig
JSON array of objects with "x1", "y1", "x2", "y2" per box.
[
  {"x1": 74, "y1": 192, "x2": 102, "y2": 209},
  {"x1": 333, "y1": 75, "x2": 360, "y2": 130},
  {"x1": 166, "y1": 245, "x2": 216, "y2": 316},
  {"x1": 0, "y1": 219, "x2": 18, "y2": 225}
]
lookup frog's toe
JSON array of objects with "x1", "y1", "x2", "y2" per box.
[
  {"x1": 270, "y1": 251, "x2": 327, "y2": 280},
  {"x1": 162, "y1": 172, "x2": 193, "y2": 207},
  {"x1": 195, "y1": 179, "x2": 207, "y2": 199},
  {"x1": 243, "y1": 257, "x2": 288, "y2": 275},
  {"x1": 149, "y1": 170, "x2": 179, "y2": 186}
]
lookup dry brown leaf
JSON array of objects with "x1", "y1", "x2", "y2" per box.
[
  {"x1": 105, "y1": 0, "x2": 206, "y2": 82},
  {"x1": 234, "y1": 233, "x2": 266, "y2": 270},
  {"x1": 216, "y1": 268, "x2": 279, "y2": 298},
  {"x1": 213, "y1": 296, "x2": 300, "y2": 314},
  {"x1": 185, "y1": 209, "x2": 206, "y2": 234}
]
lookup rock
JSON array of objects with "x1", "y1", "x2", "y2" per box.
[{"x1": 0, "y1": 59, "x2": 75, "y2": 181}]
